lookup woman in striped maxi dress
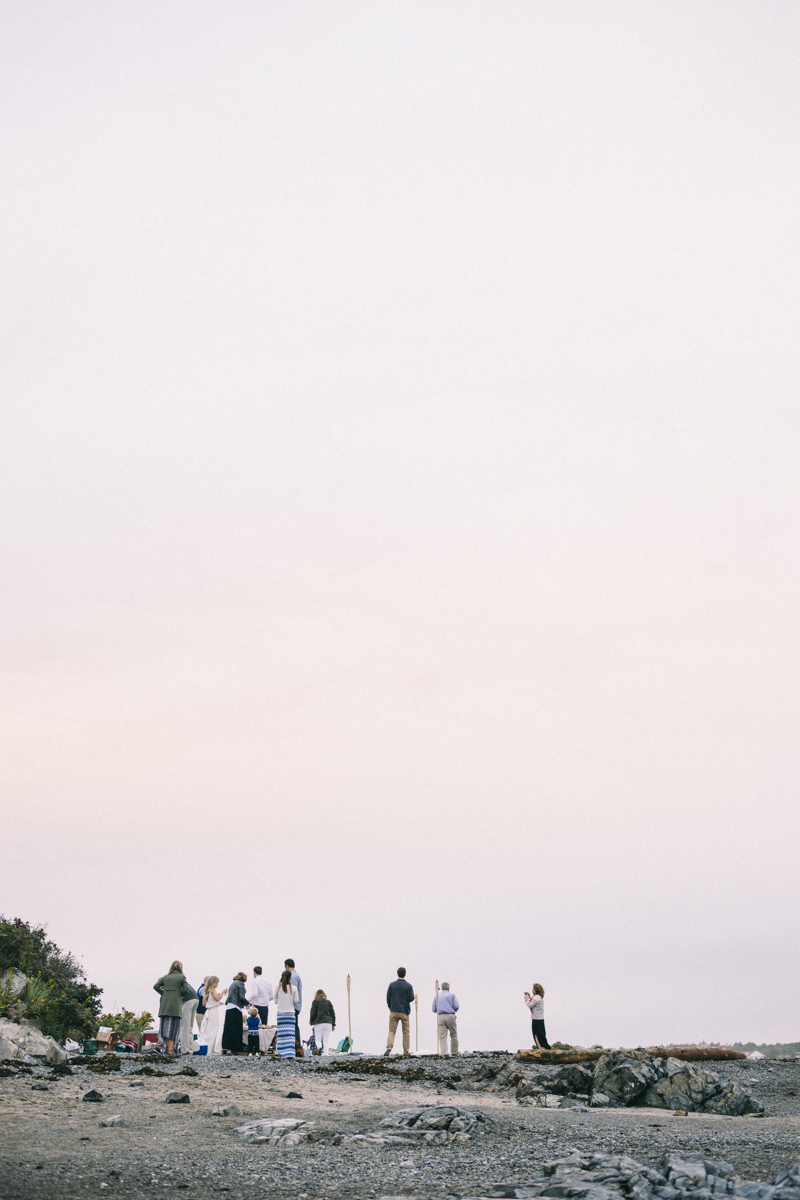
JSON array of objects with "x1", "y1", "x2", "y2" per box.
[{"x1": 274, "y1": 969, "x2": 299, "y2": 1058}]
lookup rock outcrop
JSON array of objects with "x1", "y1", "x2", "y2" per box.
[
  {"x1": 511, "y1": 1050, "x2": 762, "y2": 1116},
  {"x1": 235, "y1": 1106, "x2": 487, "y2": 1148},
  {"x1": 515, "y1": 1149, "x2": 800, "y2": 1200},
  {"x1": 0, "y1": 1018, "x2": 67, "y2": 1065},
  {"x1": 0, "y1": 970, "x2": 28, "y2": 1003}
]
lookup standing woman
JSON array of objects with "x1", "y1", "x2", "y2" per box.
[
  {"x1": 153, "y1": 961, "x2": 190, "y2": 1054},
  {"x1": 222, "y1": 972, "x2": 248, "y2": 1056},
  {"x1": 309, "y1": 989, "x2": 336, "y2": 1056},
  {"x1": 199, "y1": 976, "x2": 227, "y2": 1054},
  {"x1": 274, "y1": 969, "x2": 300, "y2": 1059},
  {"x1": 524, "y1": 983, "x2": 551, "y2": 1050}
]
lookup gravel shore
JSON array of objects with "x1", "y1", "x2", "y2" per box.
[{"x1": 1, "y1": 1052, "x2": 799, "y2": 1199}]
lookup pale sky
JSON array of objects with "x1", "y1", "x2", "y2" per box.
[{"x1": 2, "y1": 2, "x2": 799, "y2": 1055}]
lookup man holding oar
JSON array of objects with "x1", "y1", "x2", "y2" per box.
[{"x1": 383, "y1": 967, "x2": 414, "y2": 1057}]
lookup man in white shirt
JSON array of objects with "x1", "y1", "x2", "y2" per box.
[{"x1": 247, "y1": 966, "x2": 275, "y2": 1026}]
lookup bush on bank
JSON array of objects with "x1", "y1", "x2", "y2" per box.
[{"x1": 0, "y1": 916, "x2": 102, "y2": 1042}]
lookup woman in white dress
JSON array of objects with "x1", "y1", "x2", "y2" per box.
[{"x1": 199, "y1": 975, "x2": 227, "y2": 1055}]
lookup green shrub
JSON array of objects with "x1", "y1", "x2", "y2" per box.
[
  {"x1": 0, "y1": 917, "x2": 102, "y2": 1042},
  {"x1": 95, "y1": 1010, "x2": 154, "y2": 1035}
]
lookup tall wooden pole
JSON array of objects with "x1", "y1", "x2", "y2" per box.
[
  {"x1": 414, "y1": 994, "x2": 418, "y2": 1053},
  {"x1": 347, "y1": 975, "x2": 352, "y2": 1050},
  {"x1": 435, "y1": 980, "x2": 440, "y2": 1057}
]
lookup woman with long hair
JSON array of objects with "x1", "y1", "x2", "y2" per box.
[
  {"x1": 199, "y1": 975, "x2": 227, "y2": 1055},
  {"x1": 524, "y1": 982, "x2": 550, "y2": 1049},
  {"x1": 274, "y1": 968, "x2": 300, "y2": 1059},
  {"x1": 309, "y1": 989, "x2": 336, "y2": 1056},
  {"x1": 222, "y1": 972, "x2": 248, "y2": 1055}
]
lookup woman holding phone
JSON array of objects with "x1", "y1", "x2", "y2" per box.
[{"x1": 524, "y1": 983, "x2": 550, "y2": 1049}]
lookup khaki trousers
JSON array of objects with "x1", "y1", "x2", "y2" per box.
[
  {"x1": 437, "y1": 1012, "x2": 458, "y2": 1055},
  {"x1": 386, "y1": 1011, "x2": 410, "y2": 1053},
  {"x1": 180, "y1": 999, "x2": 198, "y2": 1054}
]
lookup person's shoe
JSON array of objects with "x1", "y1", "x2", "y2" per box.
[
  {"x1": 383, "y1": 1048, "x2": 392, "y2": 1057},
  {"x1": 403, "y1": 1051, "x2": 410, "y2": 1057}
]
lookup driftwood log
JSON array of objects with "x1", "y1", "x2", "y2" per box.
[
  {"x1": 647, "y1": 1046, "x2": 747, "y2": 1061},
  {"x1": 516, "y1": 1049, "x2": 604, "y2": 1063},
  {"x1": 516, "y1": 1046, "x2": 747, "y2": 1064}
]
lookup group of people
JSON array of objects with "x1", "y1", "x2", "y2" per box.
[
  {"x1": 153, "y1": 959, "x2": 336, "y2": 1059},
  {"x1": 152, "y1": 961, "x2": 551, "y2": 1058}
]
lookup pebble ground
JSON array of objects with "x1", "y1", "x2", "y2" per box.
[{"x1": 1, "y1": 1053, "x2": 798, "y2": 1199}]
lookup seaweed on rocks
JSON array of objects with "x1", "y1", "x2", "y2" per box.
[
  {"x1": 48, "y1": 1062, "x2": 74, "y2": 1077},
  {"x1": 131, "y1": 1064, "x2": 198, "y2": 1078},
  {"x1": 70, "y1": 1055, "x2": 121, "y2": 1073},
  {"x1": 319, "y1": 1057, "x2": 445, "y2": 1083},
  {"x1": 0, "y1": 1063, "x2": 33, "y2": 1078}
]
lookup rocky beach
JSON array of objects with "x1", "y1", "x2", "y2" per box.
[{"x1": 2, "y1": 1051, "x2": 799, "y2": 1200}]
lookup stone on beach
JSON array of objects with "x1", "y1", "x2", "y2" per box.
[{"x1": 0, "y1": 1018, "x2": 67, "y2": 1066}]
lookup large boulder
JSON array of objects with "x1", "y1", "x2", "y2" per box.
[
  {"x1": 0, "y1": 1018, "x2": 67, "y2": 1065},
  {"x1": 701, "y1": 1081, "x2": 763, "y2": 1116},
  {"x1": 538, "y1": 1065, "x2": 595, "y2": 1095},
  {"x1": 0, "y1": 970, "x2": 27, "y2": 1003},
  {"x1": 642, "y1": 1057, "x2": 721, "y2": 1110},
  {"x1": 469, "y1": 1057, "x2": 520, "y2": 1089},
  {"x1": 641, "y1": 1057, "x2": 763, "y2": 1116},
  {"x1": 0, "y1": 1034, "x2": 35, "y2": 1064},
  {"x1": 592, "y1": 1051, "x2": 664, "y2": 1107}
]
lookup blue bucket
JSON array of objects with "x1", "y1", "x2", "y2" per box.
[{"x1": 193, "y1": 1045, "x2": 208, "y2": 1055}]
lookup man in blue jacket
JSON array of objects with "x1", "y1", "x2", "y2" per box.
[{"x1": 384, "y1": 967, "x2": 415, "y2": 1057}]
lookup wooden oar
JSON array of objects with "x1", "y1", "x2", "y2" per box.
[
  {"x1": 347, "y1": 975, "x2": 352, "y2": 1050},
  {"x1": 435, "y1": 980, "x2": 440, "y2": 1057}
]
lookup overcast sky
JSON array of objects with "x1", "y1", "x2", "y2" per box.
[{"x1": 3, "y1": 1, "x2": 799, "y2": 1054}]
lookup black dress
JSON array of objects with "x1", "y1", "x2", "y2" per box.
[{"x1": 221, "y1": 980, "x2": 247, "y2": 1053}]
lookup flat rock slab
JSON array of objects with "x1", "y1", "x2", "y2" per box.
[
  {"x1": 211, "y1": 1104, "x2": 241, "y2": 1117},
  {"x1": 235, "y1": 1118, "x2": 306, "y2": 1134},
  {"x1": 99, "y1": 1115, "x2": 126, "y2": 1127}
]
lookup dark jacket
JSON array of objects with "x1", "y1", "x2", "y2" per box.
[
  {"x1": 309, "y1": 998, "x2": 336, "y2": 1026},
  {"x1": 227, "y1": 979, "x2": 248, "y2": 1010},
  {"x1": 154, "y1": 971, "x2": 190, "y2": 1018},
  {"x1": 386, "y1": 978, "x2": 414, "y2": 1015}
]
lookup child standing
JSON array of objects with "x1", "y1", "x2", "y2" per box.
[{"x1": 246, "y1": 1006, "x2": 261, "y2": 1057}]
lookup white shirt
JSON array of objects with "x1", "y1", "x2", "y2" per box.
[
  {"x1": 526, "y1": 994, "x2": 544, "y2": 1020},
  {"x1": 273, "y1": 984, "x2": 299, "y2": 1013},
  {"x1": 247, "y1": 976, "x2": 275, "y2": 1007}
]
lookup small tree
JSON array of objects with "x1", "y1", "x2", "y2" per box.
[{"x1": 0, "y1": 917, "x2": 103, "y2": 1042}]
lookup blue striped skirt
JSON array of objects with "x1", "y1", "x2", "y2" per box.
[
  {"x1": 276, "y1": 1010, "x2": 296, "y2": 1058},
  {"x1": 159, "y1": 1015, "x2": 181, "y2": 1045}
]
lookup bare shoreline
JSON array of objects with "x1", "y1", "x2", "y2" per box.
[{"x1": 1, "y1": 1053, "x2": 799, "y2": 1199}]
